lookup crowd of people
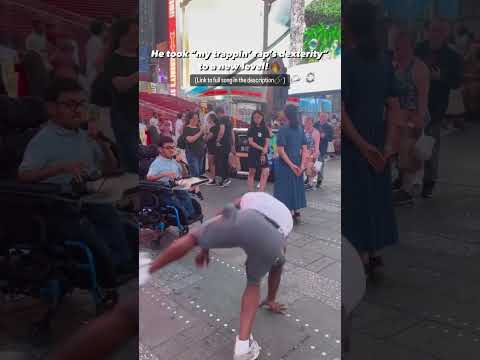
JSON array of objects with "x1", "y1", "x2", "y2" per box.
[
  {"x1": 342, "y1": 2, "x2": 468, "y2": 282},
  {"x1": 139, "y1": 102, "x2": 340, "y2": 223}
]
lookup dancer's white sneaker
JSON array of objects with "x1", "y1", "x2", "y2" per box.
[{"x1": 233, "y1": 339, "x2": 261, "y2": 360}]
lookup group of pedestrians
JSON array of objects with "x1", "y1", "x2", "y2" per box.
[{"x1": 342, "y1": 2, "x2": 464, "y2": 282}]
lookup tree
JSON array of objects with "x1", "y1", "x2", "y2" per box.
[
  {"x1": 305, "y1": 0, "x2": 340, "y2": 26},
  {"x1": 289, "y1": 0, "x2": 306, "y2": 67}
]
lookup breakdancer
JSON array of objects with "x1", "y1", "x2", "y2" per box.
[{"x1": 147, "y1": 192, "x2": 293, "y2": 360}]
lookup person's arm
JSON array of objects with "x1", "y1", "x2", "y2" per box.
[
  {"x1": 112, "y1": 72, "x2": 138, "y2": 93},
  {"x1": 150, "y1": 233, "x2": 198, "y2": 273},
  {"x1": 230, "y1": 129, "x2": 236, "y2": 154},
  {"x1": 385, "y1": 97, "x2": 402, "y2": 156},
  {"x1": 146, "y1": 172, "x2": 177, "y2": 181},
  {"x1": 313, "y1": 130, "x2": 321, "y2": 159},
  {"x1": 300, "y1": 144, "x2": 308, "y2": 171},
  {"x1": 262, "y1": 138, "x2": 270, "y2": 155},
  {"x1": 18, "y1": 163, "x2": 67, "y2": 183},
  {"x1": 277, "y1": 147, "x2": 298, "y2": 173},
  {"x1": 248, "y1": 137, "x2": 264, "y2": 152},
  {"x1": 50, "y1": 294, "x2": 138, "y2": 360},
  {"x1": 412, "y1": 60, "x2": 430, "y2": 128},
  {"x1": 97, "y1": 140, "x2": 118, "y2": 173},
  {"x1": 216, "y1": 123, "x2": 225, "y2": 143},
  {"x1": 185, "y1": 128, "x2": 203, "y2": 144}
]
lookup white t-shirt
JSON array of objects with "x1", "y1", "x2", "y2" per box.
[
  {"x1": 175, "y1": 119, "x2": 184, "y2": 142},
  {"x1": 86, "y1": 35, "x2": 104, "y2": 84},
  {"x1": 150, "y1": 117, "x2": 160, "y2": 132}
]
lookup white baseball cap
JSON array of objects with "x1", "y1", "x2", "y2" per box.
[{"x1": 240, "y1": 192, "x2": 293, "y2": 237}]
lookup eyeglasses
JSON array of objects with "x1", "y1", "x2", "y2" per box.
[{"x1": 57, "y1": 101, "x2": 88, "y2": 112}]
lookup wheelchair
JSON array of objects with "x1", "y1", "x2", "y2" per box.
[
  {"x1": 137, "y1": 144, "x2": 204, "y2": 236},
  {"x1": 0, "y1": 96, "x2": 133, "y2": 339}
]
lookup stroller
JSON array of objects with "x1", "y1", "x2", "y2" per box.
[{"x1": 137, "y1": 145, "x2": 204, "y2": 236}]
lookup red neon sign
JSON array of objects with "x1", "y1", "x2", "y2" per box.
[{"x1": 168, "y1": 0, "x2": 177, "y2": 96}]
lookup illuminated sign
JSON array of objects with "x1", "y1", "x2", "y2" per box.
[{"x1": 168, "y1": 0, "x2": 177, "y2": 96}]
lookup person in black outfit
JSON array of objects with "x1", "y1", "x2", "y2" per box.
[
  {"x1": 183, "y1": 111, "x2": 205, "y2": 177},
  {"x1": 415, "y1": 19, "x2": 462, "y2": 198},
  {"x1": 247, "y1": 110, "x2": 270, "y2": 192},
  {"x1": 104, "y1": 18, "x2": 139, "y2": 173},
  {"x1": 213, "y1": 106, "x2": 233, "y2": 187},
  {"x1": 314, "y1": 115, "x2": 334, "y2": 187},
  {"x1": 204, "y1": 112, "x2": 219, "y2": 185}
]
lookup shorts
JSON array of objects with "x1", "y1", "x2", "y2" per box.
[
  {"x1": 207, "y1": 142, "x2": 217, "y2": 155},
  {"x1": 195, "y1": 208, "x2": 286, "y2": 284},
  {"x1": 247, "y1": 150, "x2": 269, "y2": 170}
]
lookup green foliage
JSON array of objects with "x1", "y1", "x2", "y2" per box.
[
  {"x1": 305, "y1": 0, "x2": 341, "y2": 26},
  {"x1": 303, "y1": 23, "x2": 341, "y2": 61}
]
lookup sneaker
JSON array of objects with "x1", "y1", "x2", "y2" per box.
[
  {"x1": 316, "y1": 179, "x2": 322, "y2": 188},
  {"x1": 219, "y1": 179, "x2": 232, "y2": 187},
  {"x1": 393, "y1": 189, "x2": 414, "y2": 206},
  {"x1": 233, "y1": 339, "x2": 261, "y2": 360},
  {"x1": 305, "y1": 184, "x2": 314, "y2": 191},
  {"x1": 206, "y1": 179, "x2": 217, "y2": 186}
]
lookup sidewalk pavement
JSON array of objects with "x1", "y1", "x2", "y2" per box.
[
  {"x1": 348, "y1": 123, "x2": 480, "y2": 360},
  {"x1": 139, "y1": 159, "x2": 341, "y2": 360}
]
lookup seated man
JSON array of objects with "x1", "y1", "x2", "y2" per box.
[
  {"x1": 18, "y1": 78, "x2": 134, "y2": 304},
  {"x1": 146, "y1": 136, "x2": 197, "y2": 220}
]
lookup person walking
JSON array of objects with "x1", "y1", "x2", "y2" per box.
[
  {"x1": 204, "y1": 112, "x2": 219, "y2": 185},
  {"x1": 303, "y1": 116, "x2": 320, "y2": 191},
  {"x1": 214, "y1": 106, "x2": 233, "y2": 187},
  {"x1": 103, "y1": 17, "x2": 139, "y2": 173},
  {"x1": 392, "y1": 30, "x2": 431, "y2": 205},
  {"x1": 247, "y1": 111, "x2": 271, "y2": 192},
  {"x1": 342, "y1": 2, "x2": 401, "y2": 279},
  {"x1": 273, "y1": 104, "x2": 308, "y2": 224},
  {"x1": 183, "y1": 111, "x2": 205, "y2": 177},
  {"x1": 415, "y1": 19, "x2": 462, "y2": 198},
  {"x1": 314, "y1": 113, "x2": 334, "y2": 187}
]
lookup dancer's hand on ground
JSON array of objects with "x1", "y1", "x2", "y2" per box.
[
  {"x1": 360, "y1": 143, "x2": 385, "y2": 173},
  {"x1": 260, "y1": 300, "x2": 287, "y2": 314},
  {"x1": 195, "y1": 250, "x2": 210, "y2": 268}
]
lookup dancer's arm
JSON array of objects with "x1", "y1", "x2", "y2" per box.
[{"x1": 149, "y1": 234, "x2": 198, "y2": 273}]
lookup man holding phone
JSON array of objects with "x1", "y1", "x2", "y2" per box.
[{"x1": 415, "y1": 19, "x2": 462, "y2": 198}]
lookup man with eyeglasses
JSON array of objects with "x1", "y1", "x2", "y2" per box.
[
  {"x1": 146, "y1": 136, "x2": 196, "y2": 219},
  {"x1": 18, "y1": 78, "x2": 135, "y2": 307}
]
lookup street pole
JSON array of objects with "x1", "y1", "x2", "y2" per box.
[{"x1": 263, "y1": 0, "x2": 276, "y2": 51}]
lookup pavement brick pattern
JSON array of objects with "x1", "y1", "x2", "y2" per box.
[{"x1": 140, "y1": 159, "x2": 341, "y2": 360}]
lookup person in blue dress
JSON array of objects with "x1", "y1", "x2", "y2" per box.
[
  {"x1": 274, "y1": 104, "x2": 308, "y2": 224},
  {"x1": 342, "y1": 2, "x2": 401, "y2": 278}
]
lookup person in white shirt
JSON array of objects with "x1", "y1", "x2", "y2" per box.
[
  {"x1": 86, "y1": 20, "x2": 106, "y2": 87},
  {"x1": 149, "y1": 112, "x2": 160, "y2": 133},
  {"x1": 174, "y1": 112, "x2": 185, "y2": 142},
  {"x1": 139, "y1": 118, "x2": 148, "y2": 145}
]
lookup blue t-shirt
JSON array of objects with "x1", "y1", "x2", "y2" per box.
[
  {"x1": 147, "y1": 155, "x2": 182, "y2": 184},
  {"x1": 19, "y1": 122, "x2": 103, "y2": 184}
]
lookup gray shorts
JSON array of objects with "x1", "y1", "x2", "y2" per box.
[{"x1": 194, "y1": 207, "x2": 286, "y2": 284}]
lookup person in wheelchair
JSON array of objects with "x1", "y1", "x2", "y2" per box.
[
  {"x1": 17, "y1": 78, "x2": 134, "y2": 305},
  {"x1": 146, "y1": 136, "x2": 201, "y2": 221}
]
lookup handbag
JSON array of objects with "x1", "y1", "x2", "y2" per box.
[
  {"x1": 314, "y1": 160, "x2": 323, "y2": 173},
  {"x1": 414, "y1": 135, "x2": 435, "y2": 161}
]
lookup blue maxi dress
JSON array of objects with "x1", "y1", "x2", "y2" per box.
[
  {"x1": 342, "y1": 49, "x2": 399, "y2": 252},
  {"x1": 274, "y1": 126, "x2": 307, "y2": 211}
]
